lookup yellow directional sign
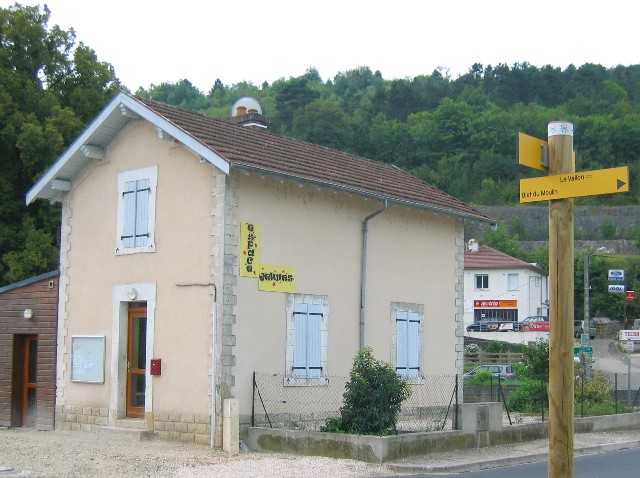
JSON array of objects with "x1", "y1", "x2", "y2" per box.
[
  {"x1": 520, "y1": 166, "x2": 629, "y2": 203},
  {"x1": 518, "y1": 132, "x2": 548, "y2": 171}
]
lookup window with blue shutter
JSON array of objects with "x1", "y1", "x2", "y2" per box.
[
  {"x1": 116, "y1": 167, "x2": 157, "y2": 255},
  {"x1": 122, "y1": 179, "x2": 150, "y2": 248},
  {"x1": 396, "y1": 310, "x2": 420, "y2": 378},
  {"x1": 293, "y1": 303, "x2": 323, "y2": 378}
]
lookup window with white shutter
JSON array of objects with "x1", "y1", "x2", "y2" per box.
[{"x1": 116, "y1": 167, "x2": 157, "y2": 255}]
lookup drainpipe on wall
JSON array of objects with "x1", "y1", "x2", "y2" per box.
[
  {"x1": 210, "y1": 284, "x2": 217, "y2": 448},
  {"x1": 360, "y1": 200, "x2": 388, "y2": 349}
]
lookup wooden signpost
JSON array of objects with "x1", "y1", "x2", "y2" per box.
[{"x1": 518, "y1": 123, "x2": 629, "y2": 478}]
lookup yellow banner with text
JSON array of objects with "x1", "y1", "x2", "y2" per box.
[
  {"x1": 258, "y1": 264, "x2": 296, "y2": 293},
  {"x1": 240, "y1": 222, "x2": 260, "y2": 277}
]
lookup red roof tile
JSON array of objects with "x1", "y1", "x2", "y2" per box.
[
  {"x1": 464, "y1": 245, "x2": 546, "y2": 274},
  {"x1": 135, "y1": 95, "x2": 491, "y2": 222}
]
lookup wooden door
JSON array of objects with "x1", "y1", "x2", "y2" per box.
[
  {"x1": 126, "y1": 307, "x2": 147, "y2": 418},
  {"x1": 22, "y1": 335, "x2": 38, "y2": 427}
]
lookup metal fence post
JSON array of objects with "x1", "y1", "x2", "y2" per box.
[
  {"x1": 251, "y1": 371, "x2": 256, "y2": 427},
  {"x1": 454, "y1": 374, "x2": 459, "y2": 430},
  {"x1": 615, "y1": 373, "x2": 618, "y2": 414},
  {"x1": 580, "y1": 374, "x2": 584, "y2": 418},
  {"x1": 628, "y1": 367, "x2": 632, "y2": 408},
  {"x1": 541, "y1": 376, "x2": 545, "y2": 423}
]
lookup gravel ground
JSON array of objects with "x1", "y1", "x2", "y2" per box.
[
  {"x1": 5, "y1": 427, "x2": 640, "y2": 477},
  {"x1": 0, "y1": 428, "x2": 392, "y2": 478}
]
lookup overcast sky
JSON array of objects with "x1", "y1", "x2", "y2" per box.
[{"x1": 5, "y1": 1, "x2": 638, "y2": 92}]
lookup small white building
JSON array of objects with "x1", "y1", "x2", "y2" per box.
[{"x1": 463, "y1": 240, "x2": 548, "y2": 329}]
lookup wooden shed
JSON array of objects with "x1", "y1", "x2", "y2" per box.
[{"x1": 0, "y1": 271, "x2": 58, "y2": 430}]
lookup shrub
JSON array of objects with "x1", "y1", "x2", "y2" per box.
[
  {"x1": 575, "y1": 370, "x2": 614, "y2": 405},
  {"x1": 520, "y1": 338, "x2": 549, "y2": 380},
  {"x1": 486, "y1": 341, "x2": 509, "y2": 353},
  {"x1": 464, "y1": 343, "x2": 481, "y2": 354},
  {"x1": 463, "y1": 368, "x2": 494, "y2": 385},
  {"x1": 464, "y1": 343, "x2": 480, "y2": 364},
  {"x1": 507, "y1": 379, "x2": 548, "y2": 413},
  {"x1": 321, "y1": 347, "x2": 411, "y2": 435}
]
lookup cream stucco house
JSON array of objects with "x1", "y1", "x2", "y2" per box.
[{"x1": 27, "y1": 91, "x2": 491, "y2": 446}]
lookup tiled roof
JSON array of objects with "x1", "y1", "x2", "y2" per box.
[
  {"x1": 135, "y1": 95, "x2": 491, "y2": 222},
  {"x1": 464, "y1": 245, "x2": 546, "y2": 274}
]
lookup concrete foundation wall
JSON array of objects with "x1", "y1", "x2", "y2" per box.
[{"x1": 248, "y1": 404, "x2": 640, "y2": 463}]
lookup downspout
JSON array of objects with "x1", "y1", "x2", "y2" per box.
[
  {"x1": 210, "y1": 284, "x2": 217, "y2": 448},
  {"x1": 360, "y1": 200, "x2": 388, "y2": 349}
]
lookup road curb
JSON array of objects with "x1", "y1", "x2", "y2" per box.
[{"x1": 387, "y1": 440, "x2": 640, "y2": 473}]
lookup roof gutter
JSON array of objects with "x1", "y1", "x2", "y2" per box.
[
  {"x1": 232, "y1": 163, "x2": 494, "y2": 224},
  {"x1": 360, "y1": 200, "x2": 387, "y2": 349}
]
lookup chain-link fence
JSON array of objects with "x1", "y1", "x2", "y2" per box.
[
  {"x1": 577, "y1": 371, "x2": 640, "y2": 416},
  {"x1": 467, "y1": 371, "x2": 640, "y2": 425},
  {"x1": 251, "y1": 371, "x2": 640, "y2": 434},
  {"x1": 251, "y1": 372, "x2": 460, "y2": 434}
]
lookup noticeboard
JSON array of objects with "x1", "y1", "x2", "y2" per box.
[{"x1": 70, "y1": 336, "x2": 106, "y2": 383}]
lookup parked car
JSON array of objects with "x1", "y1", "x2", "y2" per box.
[
  {"x1": 466, "y1": 320, "x2": 526, "y2": 332},
  {"x1": 522, "y1": 315, "x2": 549, "y2": 332},
  {"x1": 463, "y1": 364, "x2": 517, "y2": 380},
  {"x1": 466, "y1": 320, "x2": 501, "y2": 332},
  {"x1": 574, "y1": 320, "x2": 597, "y2": 339},
  {"x1": 500, "y1": 321, "x2": 527, "y2": 332}
]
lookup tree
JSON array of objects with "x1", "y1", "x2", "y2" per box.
[
  {"x1": 0, "y1": 4, "x2": 119, "y2": 286},
  {"x1": 479, "y1": 222, "x2": 524, "y2": 259},
  {"x1": 138, "y1": 79, "x2": 206, "y2": 110},
  {"x1": 601, "y1": 218, "x2": 617, "y2": 239},
  {"x1": 475, "y1": 178, "x2": 499, "y2": 205},
  {"x1": 291, "y1": 99, "x2": 353, "y2": 150},
  {"x1": 272, "y1": 76, "x2": 320, "y2": 133},
  {"x1": 207, "y1": 78, "x2": 226, "y2": 100},
  {"x1": 2, "y1": 217, "x2": 58, "y2": 283},
  {"x1": 368, "y1": 114, "x2": 410, "y2": 164}
]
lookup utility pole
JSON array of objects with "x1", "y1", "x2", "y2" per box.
[
  {"x1": 584, "y1": 247, "x2": 607, "y2": 335},
  {"x1": 584, "y1": 253, "x2": 590, "y2": 329},
  {"x1": 547, "y1": 121, "x2": 574, "y2": 478}
]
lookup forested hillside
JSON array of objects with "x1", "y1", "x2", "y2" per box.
[
  {"x1": 136, "y1": 62, "x2": 640, "y2": 206},
  {"x1": 2, "y1": 3, "x2": 640, "y2": 286}
]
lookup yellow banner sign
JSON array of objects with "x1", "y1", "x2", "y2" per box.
[
  {"x1": 240, "y1": 222, "x2": 260, "y2": 277},
  {"x1": 520, "y1": 166, "x2": 629, "y2": 203},
  {"x1": 258, "y1": 265, "x2": 296, "y2": 293}
]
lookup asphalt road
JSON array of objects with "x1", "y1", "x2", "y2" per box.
[
  {"x1": 591, "y1": 338, "x2": 640, "y2": 375},
  {"x1": 380, "y1": 447, "x2": 640, "y2": 477}
]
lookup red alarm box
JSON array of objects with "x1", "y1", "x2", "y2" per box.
[{"x1": 150, "y1": 358, "x2": 162, "y2": 376}]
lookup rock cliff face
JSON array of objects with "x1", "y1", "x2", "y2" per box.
[{"x1": 466, "y1": 205, "x2": 640, "y2": 253}]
